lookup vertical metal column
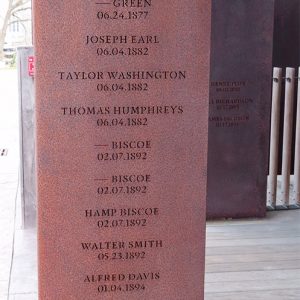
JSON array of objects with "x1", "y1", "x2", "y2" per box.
[
  {"x1": 279, "y1": 68, "x2": 295, "y2": 209},
  {"x1": 294, "y1": 67, "x2": 300, "y2": 207},
  {"x1": 18, "y1": 46, "x2": 36, "y2": 228},
  {"x1": 267, "y1": 68, "x2": 282, "y2": 209}
]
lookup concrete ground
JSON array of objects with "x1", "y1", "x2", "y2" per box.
[{"x1": 0, "y1": 68, "x2": 299, "y2": 300}]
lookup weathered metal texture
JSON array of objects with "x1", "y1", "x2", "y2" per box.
[
  {"x1": 34, "y1": 0, "x2": 211, "y2": 299},
  {"x1": 207, "y1": 0, "x2": 275, "y2": 219},
  {"x1": 18, "y1": 46, "x2": 36, "y2": 228},
  {"x1": 273, "y1": 0, "x2": 300, "y2": 68}
]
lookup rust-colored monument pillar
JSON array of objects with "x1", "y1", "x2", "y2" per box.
[
  {"x1": 34, "y1": 1, "x2": 211, "y2": 299},
  {"x1": 207, "y1": 0, "x2": 274, "y2": 219}
]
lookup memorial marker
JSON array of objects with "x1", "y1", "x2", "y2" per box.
[
  {"x1": 207, "y1": 0, "x2": 274, "y2": 219},
  {"x1": 18, "y1": 47, "x2": 36, "y2": 228},
  {"x1": 34, "y1": 0, "x2": 211, "y2": 299}
]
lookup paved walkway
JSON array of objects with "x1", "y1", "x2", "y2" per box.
[
  {"x1": 206, "y1": 209, "x2": 300, "y2": 299},
  {"x1": 0, "y1": 68, "x2": 37, "y2": 300}
]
